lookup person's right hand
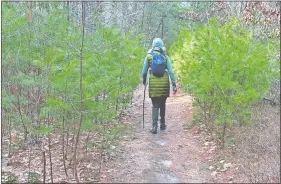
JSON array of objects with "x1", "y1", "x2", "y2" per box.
[
  {"x1": 143, "y1": 75, "x2": 147, "y2": 85},
  {"x1": 173, "y1": 85, "x2": 177, "y2": 94},
  {"x1": 143, "y1": 79, "x2": 146, "y2": 85}
]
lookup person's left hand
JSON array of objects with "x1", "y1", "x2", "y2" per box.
[
  {"x1": 173, "y1": 85, "x2": 177, "y2": 95},
  {"x1": 143, "y1": 78, "x2": 146, "y2": 85}
]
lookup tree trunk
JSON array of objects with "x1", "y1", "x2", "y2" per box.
[
  {"x1": 28, "y1": 0, "x2": 33, "y2": 21},
  {"x1": 73, "y1": 1, "x2": 86, "y2": 182},
  {"x1": 48, "y1": 112, "x2": 53, "y2": 183},
  {"x1": 62, "y1": 80, "x2": 68, "y2": 176},
  {"x1": 85, "y1": 132, "x2": 90, "y2": 154},
  {"x1": 141, "y1": 2, "x2": 146, "y2": 29},
  {"x1": 27, "y1": 144, "x2": 32, "y2": 183},
  {"x1": 222, "y1": 123, "x2": 226, "y2": 148},
  {"x1": 43, "y1": 151, "x2": 46, "y2": 183},
  {"x1": 130, "y1": 91, "x2": 133, "y2": 105},
  {"x1": 17, "y1": 85, "x2": 28, "y2": 142},
  {"x1": 66, "y1": 127, "x2": 69, "y2": 160},
  {"x1": 62, "y1": 115, "x2": 68, "y2": 177},
  {"x1": 8, "y1": 115, "x2": 12, "y2": 157},
  {"x1": 141, "y1": 2, "x2": 146, "y2": 46},
  {"x1": 161, "y1": 17, "x2": 164, "y2": 39},
  {"x1": 67, "y1": 1, "x2": 70, "y2": 22},
  {"x1": 116, "y1": 68, "x2": 123, "y2": 113}
]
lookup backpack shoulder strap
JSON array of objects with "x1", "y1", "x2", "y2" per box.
[{"x1": 162, "y1": 54, "x2": 168, "y2": 68}]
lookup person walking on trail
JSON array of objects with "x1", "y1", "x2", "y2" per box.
[{"x1": 142, "y1": 38, "x2": 177, "y2": 134}]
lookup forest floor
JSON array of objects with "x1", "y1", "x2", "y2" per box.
[
  {"x1": 100, "y1": 85, "x2": 241, "y2": 183},
  {"x1": 1, "y1": 85, "x2": 246, "y2": 183}
]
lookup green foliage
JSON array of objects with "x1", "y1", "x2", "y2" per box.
[
  {"x1": 140, "y1": 2, "x2": 187, "y2": 48},
  {"x1": 170, "y1": 17, "x2": 279, "y2": 127},
  {"x1": 33, "y1": 126, "x2": 52, "y2": 136},
  {"x1": 2, "y1": 174, "x2": 18, "y2": 184},
  {"x1": 2, "y1": 2, "x2": 145, "y2": 145},
  {"x1": 27, "y1": 172, "x2": 40, "y2": 183}
]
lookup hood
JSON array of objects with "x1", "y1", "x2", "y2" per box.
[{"x1": 152, "y1": 38, "x2": 164, "y2": 48}]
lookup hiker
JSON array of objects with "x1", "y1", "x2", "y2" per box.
[{"x1": 142, "y1": 38, "x2": 177, "y2": 134}]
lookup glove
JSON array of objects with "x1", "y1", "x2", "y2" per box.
[
  {"x1": 143, "y1": 75, "x2": 147, "y2": 85},
  {"x1": 143, "y1": 79, "x2": 146, "y2": 85},
  {"x1": 172, "y1": 84, "x2": 177, "y2": 94}
]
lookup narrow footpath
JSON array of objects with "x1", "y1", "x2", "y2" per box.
[{"x1": 100, "y1": 85, "x2": 237, "y2": 183}]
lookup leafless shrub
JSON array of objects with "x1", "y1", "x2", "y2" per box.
[{"x1": 265, "y1": 79, "x2": 280, "y2": 105}]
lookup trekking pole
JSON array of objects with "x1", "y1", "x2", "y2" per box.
[{"x1": 142, "y1": 81, "x2": 147, "y2": 129}]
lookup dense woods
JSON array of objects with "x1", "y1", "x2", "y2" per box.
[{"x1": 2, "y1": 1, "x2": 280, "y2": 183}]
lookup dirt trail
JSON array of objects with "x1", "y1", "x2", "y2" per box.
[{"x1": 100, "y1": 85, "x2": 231, "y2": 183}]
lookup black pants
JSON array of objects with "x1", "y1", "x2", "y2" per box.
[{"x1": 151, "y1": 97, "x2": 167, "y2": 126}]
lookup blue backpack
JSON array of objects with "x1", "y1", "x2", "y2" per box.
[{"x1": 150, "y1": 51, "x2": 166, "y2": 77}]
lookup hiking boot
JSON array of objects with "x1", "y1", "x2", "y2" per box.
[
  {"x1": 150, "y1": 122, "x2": 157, "y2": 134},
  {"x1": 150, "y1": 127, "x2": 157, "y2": 134},
  {"x1": 160, "y1": 123, "x2": 166, "y2": 130},
  {"x1": 160, "y1": 118, "x2": 166, "y2": 130}
]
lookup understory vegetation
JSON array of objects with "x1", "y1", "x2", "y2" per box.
[{"x1": 2, "y1": 1, "x2": 280, "y2": 183}]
